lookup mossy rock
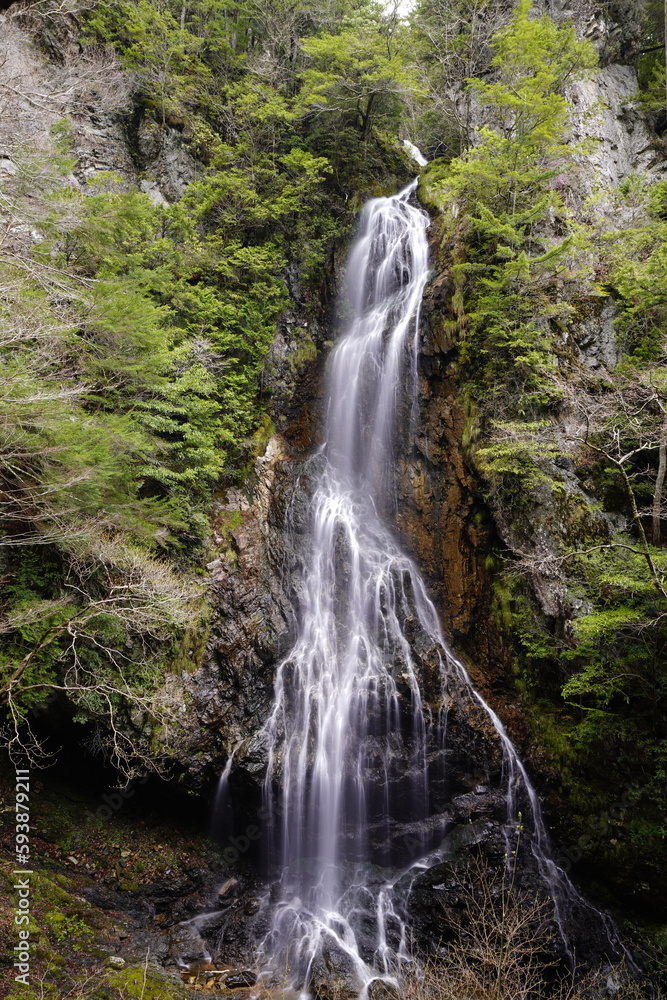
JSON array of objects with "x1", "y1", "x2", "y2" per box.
[
  {"x1": 107, "y1": 964, "x2": 190, "y2": 999},
  {"x1": 5, "y1": 966, "x2": 189, "y2": 1000}
]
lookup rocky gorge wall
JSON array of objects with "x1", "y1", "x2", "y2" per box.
[
  {"x1": 192, "y1": 46, "x2": 663, "y2": 750},
  {"x1": 184, "y1": 39, "x2": 667, "y2": 948}
]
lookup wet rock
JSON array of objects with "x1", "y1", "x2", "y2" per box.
[
  {"x1": 225, "y1": 970, "x2": 257, "y2": 987},
  {"x1": 167, "y1": 921, "x2": 209, "y2": 965},
  {"x1": 306, "y1": 939, "x2": 363, "y2": 1000},
  {"x1": 391, "y1": 306, "x2": 496, "y2": 669},
  {"x1": 218, "y1": 877, "x2": 240, "y2": 903},
  {"x1": 203, "y1": 903, "x2": 264, "y2": 969},
  {"x1": 184, "y1": 436, "x2": 298, "y2": 794},
  {"x1": 367, "y1": 981, "x2": 401, "y2": 1000},
  {"x1": 269, "y1": 882, "x2": 283, "y2": 903},
  {"x1": 183, "y1": 959, "x2": 231, "y2": 977}
]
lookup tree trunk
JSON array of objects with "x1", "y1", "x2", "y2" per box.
[
  {"x1": 653, "y1": 420, "x2": 667, "y2": 545},
  {"x1": 360, "y1": 92, "x2": 377, "y2": 138},
  {"x1": 617, "y1": 460, "x2": 667, "y2": 597}
]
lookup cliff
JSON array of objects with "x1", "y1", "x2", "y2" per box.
[{"x1": 2, "y1": 1, "x2": 667, "y2": 996}]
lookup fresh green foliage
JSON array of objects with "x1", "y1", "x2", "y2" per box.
[
  {"x1": 474, "y1": 421, "x2": 563, "y2": 496},
  {"x1": 417, "y1": 1, "x2": 596, "y2": 514},
  {"x1": 299, "y1": 21, "x2": 420, "y2": 137},
  {"x1": 421, "y1": 0, "x2": 596, "y2": 214},
  {"x1": 1, "y1": 0, "x2": 413, "y2": 772},
  {"x1": 468, "y1": 0, "x2": 596, "y2": 150}
]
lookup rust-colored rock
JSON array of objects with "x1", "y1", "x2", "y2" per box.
[{"x1": 392, "y1": 285, "x2": 498, "y2": 694}]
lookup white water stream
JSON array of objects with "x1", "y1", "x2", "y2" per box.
[{"x1": 220, "y1": 176, "x2": 626, "y2": 996}]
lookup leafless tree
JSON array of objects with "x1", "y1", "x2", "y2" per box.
[
  {"x1": 5, "y1": 0, "x2": 97, "y2": 21},
  {"x1": 1, "y1": 534, "x2": 206, "y2": 778},
  {"x1": 571, "y1": 374, "x2": 667, "y2": 591},
  {"x1": 398, "y1": 841, "x2": 563, "y2": 1000},
  {"x1": 409, "y1": 0, "x2": 512, "y2": 153},
  {"x1": 240, "y1": 0, "x2": 349, "y2": 90}
]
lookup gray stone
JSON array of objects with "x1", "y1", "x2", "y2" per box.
[
  {"x1": 367, "y1": 982, "x2": 401, "y2": 1000},
  {"x1": 139, "y1": 179, "x2": 169, "y2": 206},
  {"x1": 565, "y1": 63, "x2": 662, "y2": 200},
  {"x1": 138, "y1": 126, "x2": 199, "y2": 202},
  {"x1": 167, "y1": 921, "x2": 210, "y2": 965},
  {"x1": 217, "y1": 877, "x2": 240, "y2": 902}
]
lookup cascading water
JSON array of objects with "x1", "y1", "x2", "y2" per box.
[
  {"x1": 258, "y1": 181, "x2": 434, "y2": 995},
  {"x1": 230, "y1": 176, "x2": 627, "y2": 996}
]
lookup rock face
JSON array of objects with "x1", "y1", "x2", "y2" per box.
[
  {"x1": 566, "y1": 62, "x2": 663, "y2": 193},
  {"x1": 186, "y1": 326, "x2": 330, "y2": 802},
  {"x1": 395, "y1": 281, "x2": 496, "y2": 666},
  {"x1": 0, "y1": 10, "x2": 200, "y2": 203},
  {"x1": 187, "y1": 435, "x2": 296, "y2": 796}
]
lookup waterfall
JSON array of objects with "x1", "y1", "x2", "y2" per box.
[
  {"x1": 211, "y1": 748, "x2": 236, "y2": 842},
  {"x1": 246, "y1": 179, "x2": 627, "y2": 996}
]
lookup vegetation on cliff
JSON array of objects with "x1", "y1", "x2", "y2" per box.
[
  {"x1": 417, "y1": 0, "x2": 667, "y2": 939},
  {"x1": 0, "y1": 0, "x2": 415, "y2": 771}
]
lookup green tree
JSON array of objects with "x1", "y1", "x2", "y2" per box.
[
  {"x1": 419, "y1": 0, "x2": 596, "y2": 412},
  {"x1": 424, "y1": 0, "x2": 597, "y2": 215},
  {"x1": 1, "y1": 0, "x2": 415, "y2": 776},
  {"x1": 86, "y1": 0, "x2": 212, "y2": 125},
  {"x1": 299, "y1": 15, "x2": 420, "y2": 138}
]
